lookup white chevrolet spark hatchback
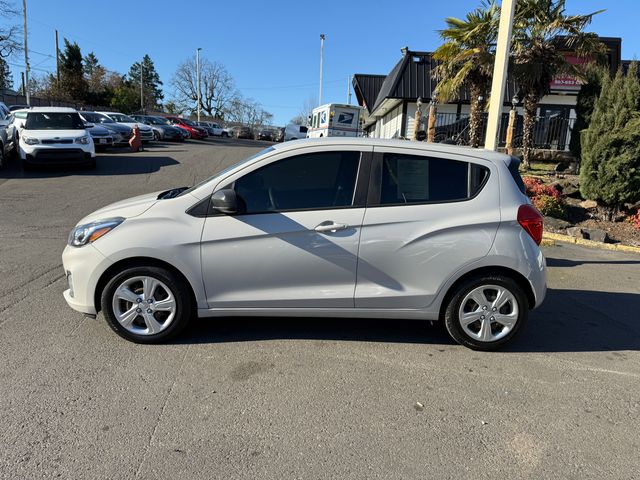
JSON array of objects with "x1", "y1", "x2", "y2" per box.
[{"x1": 62, "y1": 139, "x2": 546, "y2": 350}]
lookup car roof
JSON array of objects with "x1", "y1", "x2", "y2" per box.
[
  {"x1": 27, "y1": 106, "x2": 78, "y2": 113},
  {"x1": 271, "y1": 137, "x2": 512, "y2": 165}
]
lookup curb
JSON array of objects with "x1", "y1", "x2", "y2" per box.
[{"x1": 542, "y1": 232, "x2": 640, "y2": 254}]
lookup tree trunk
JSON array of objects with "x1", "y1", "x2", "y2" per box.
[
  {"x1": 468, "y1": 85, "x2": 482, "y2": 148},
  {"x1": 522, "y1": 93, "x2": 538, "y2": 169}
]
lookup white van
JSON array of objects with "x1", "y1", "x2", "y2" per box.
[
  {"x1": 307, "y1": 104, "x2": 361, "y2": 138},
  {"x1": 284, "y1": 123, "x2": 308, "y2": 141}
]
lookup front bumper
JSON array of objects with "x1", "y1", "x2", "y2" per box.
[
  {"x1": 22, "y1": 146, "x2": 95, "y2": 164},
  {"x1": 62, "y1": 243, "x2": 113, "y2": 315},
  {"x1": 92, "y1": 136, "x2": 114, "y2": 147}
]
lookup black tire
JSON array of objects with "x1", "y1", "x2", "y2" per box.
[
  {"x1": 21, "y1": 158, "x2": 33, "y2": 171},
  {"x1": 222, "y1": 132, "x2": 228, "y2": 138},
  {"x1": 154, "y1": 131, "x2": 161, "y2": 141},
  {"x1": 443, "y1": 274, "x2": 528, "y2": 351},
  {"x1": 101, "y1": 266, "x2": 193, "y2": 343},
  {"x1": 87, "y1": 158, "x2": 97, "y2": 169},
  {"x1": 0, "y1": 145, "x2": 4, "y2": 168}
]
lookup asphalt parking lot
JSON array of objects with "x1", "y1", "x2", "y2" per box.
[{"x1": 0, "y1": 138, "x2": 639, "y2": 479}]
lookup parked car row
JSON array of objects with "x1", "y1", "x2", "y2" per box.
[{"x1": 0, "y1": 100, "x2": 287, "y2": 170}]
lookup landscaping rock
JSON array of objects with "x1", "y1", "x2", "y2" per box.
[
  {"x1": 579, "y1": 200, "x2": 598, "y2": 210},
  {"x1": 566, "y1": 227, "x2": 611, "y2": 243},
  {"x1": 544, "y1": 216, "x2": 572, "y2": 230},
  {"x1": 553, "y1": 179, "x2": 581, "y2": 198}
]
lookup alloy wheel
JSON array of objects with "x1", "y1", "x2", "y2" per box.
[
  {"x1": 111, "y1": 276, "x2": 176, "y2": 335},
  {"x1": 458, "y1": 284, "x2": 519, "y2": 343}
]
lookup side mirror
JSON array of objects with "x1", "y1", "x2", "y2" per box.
[
  {"x1": 211, "y1": 189, "x2": 239, "y2": 214},
  {"x1": 84, "y1": 122, "x2": 95, "y2": 128}
]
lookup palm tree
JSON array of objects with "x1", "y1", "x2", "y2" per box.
[
  {"x1": 511, "y1": 0, "x2": 606, "y2": 168},
  {"x1": 433, "y1": 1, "x2": 499, "y2": 148}
]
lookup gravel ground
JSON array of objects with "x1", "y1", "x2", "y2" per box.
[{"x1": 0, "y1": 139, "x2": 639, "y2": 479}]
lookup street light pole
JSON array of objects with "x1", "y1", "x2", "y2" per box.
[
  {"x1": 319, "y1": 34, "x2": 325, "y2": 107},
  {"x1": 196, "y1": 47, "x2": 202, "y2": 123},
  {"x1": 484, "y1": 0, "x2": 516, "y2": 151},
  {"x1": 140, "y1": 59, "x2": 144, "y2": 114},
  {"x1": 22, "y1": 0, "x2": 30, "y2": 105}
]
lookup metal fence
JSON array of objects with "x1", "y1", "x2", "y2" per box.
[{"x1": 430, "y1": 112, "x2": 576, "y2": 151}]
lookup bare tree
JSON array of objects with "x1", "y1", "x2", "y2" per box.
[
  {"x1": 290, "y1": 95, "x2": 317, "y2": 125},
  {"x1": 0, "y1": 0, "x2": 21, "y2": 59},
  {"x1": 171, "y1": 55, "x2": 238, "y2": 118},
  {"x1": 225, "y1": 97, "x2": 273, "y2": 129}
]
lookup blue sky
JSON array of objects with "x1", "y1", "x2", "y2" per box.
[{"x1": 3, "y1": 0, "x2": 639, "y2": 124}]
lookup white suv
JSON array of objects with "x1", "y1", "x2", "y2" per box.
[
  {"x1": 62, "y1": 139, "x2": 546, "y2": 350},
  {"x1": 19, "y1": 107, "x2": 96, "y2": 169}
]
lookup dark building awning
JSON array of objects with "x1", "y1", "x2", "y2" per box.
[{"x1": 352, "y1": 74, "x2": 386, "y2": 115}]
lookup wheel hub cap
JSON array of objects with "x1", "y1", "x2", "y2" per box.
[
  {"x1": 112, "y1": 276, "x2": 176, "y2": 335},
  {"x1": 458, "y1": 284, "x2": 519, "y2": 343}
]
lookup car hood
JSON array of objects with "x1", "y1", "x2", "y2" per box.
[
  {"x1": 119, "y1": 122, "x2": 152, "y2": 132},
  {"x1": 78, "y1": 191, "x2": 162, "y2": 224},
  {"x1": 21, "y1": 129, "x2": 88, "y2": 140},
  {"x1": 88, "y1": 125, "x2": 111, "y2": 135},
  {"x1": 100, "y1": 123, "x2": 132, "y2": 134}
]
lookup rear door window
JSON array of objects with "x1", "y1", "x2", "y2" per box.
[{"x1": 374, "y1": 153, "x2": 489, "y2": 205}]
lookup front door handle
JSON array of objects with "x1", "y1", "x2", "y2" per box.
[{"x1": 314, "y1": 221, "x2": 348, "y2": 233}]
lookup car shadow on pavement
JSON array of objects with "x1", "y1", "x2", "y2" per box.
[
  {"x1": 0, "y1": 154, "x2": 179, "y2": 178},
  {"x1": 506, "y1": 288, "x2": 640, "y2": 352},
  {"x1": 174, "y1": 287, "x2": 639, "y2": 352},
  {"x1": 177, "y1": 316, "x2": 455, "y2": 346},
  {"x1": 546, "y1": 257, "x2": 640, "y2": 267}
]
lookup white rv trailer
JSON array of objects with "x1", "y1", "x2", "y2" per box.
[{"x1": 306, "y1": 103, "x2": 362, "y2": 138}]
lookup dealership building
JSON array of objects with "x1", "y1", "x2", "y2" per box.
[{"x1": 352, "y1": 37, "x2": 625, "y2": 150}]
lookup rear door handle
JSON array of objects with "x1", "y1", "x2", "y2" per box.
[{"x1": 314, "y1": 221, "x2": 348, "y2": 233}]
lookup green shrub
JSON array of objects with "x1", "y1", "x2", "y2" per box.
[
  {"x1": 533, "y1": 194, "x2": 567, "y2": 219},
  {"x1": 580, "y1": 62, "x2": 640, "y2": 208}
]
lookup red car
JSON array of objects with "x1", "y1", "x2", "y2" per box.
[{"x1": 164, "y1": 116, "x2": 208, "y2": 140}]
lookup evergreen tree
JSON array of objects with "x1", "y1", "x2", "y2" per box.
[
  {"x1": 83, "y1": 51, "x2": 109, "y2": 106},
  {"x1": 569, "y1": 64, "x2": 607, "y2": 159},
  {"x1": 0, "y1": 56, "x2": 12, "y2": 90},
  {"x1": 59, "y1": 38, "x2": 88, "y2": 102},
  {"x1": 580, "y1": 62, "x2": 640, "y2": 211},
  {"x1": 128, "y1": 54, "x2": 163, "y2": 111},
  {"x1": 83, "y1": 52, "x2": 100, "y2": 76}
]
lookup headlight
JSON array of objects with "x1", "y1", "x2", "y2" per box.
[
  {"x1": 22, "y1": 136, "x2": 40, "y2": 145},
  {"x1": 75, "y1": 135, "x2": 91, "y2": 144},
  {"x1": 68, "y1": 217, "x2": 124, "y2": 247}
]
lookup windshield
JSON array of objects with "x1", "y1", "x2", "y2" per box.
[
  {"x1": 82, "y1": 112, "x2": 114, "y2": 123},
  {"x1": 181, "y1": 118, "x2": 196, "y2": 126},
  {"x1": 146, "y1": 116, "x2": 169, "y2": 125},
  {"x1": 149, "y1": 116, "x2": 171, "y2": 125},
  {"x1": 25, "y1": 112, "x2": 85, "y2": 130},
  {"x1": 109, "y1": 113, "x2": 136, "y2": 123},
  {"x1": 177, "y1": 146, "x2": 275, "y2": 197}
]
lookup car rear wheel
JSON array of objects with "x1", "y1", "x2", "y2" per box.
[
  {"x1": 443, "y1": 275, "x2": 528, "y2": 351},
  {"x1": 101, "y1": 266, "x2": 193, "y2": 343}
]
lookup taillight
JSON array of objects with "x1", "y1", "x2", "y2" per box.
[{"x1": 517, "y1": 204, "x2": 544, "y2": 245}]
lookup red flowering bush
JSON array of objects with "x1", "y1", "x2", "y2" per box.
[
  {"x1": 523, "y1": 176, "x2": 566, "y2": 219},
  {"x1": 523, "y1": 177, "x2": 561, "y2": 200},
  {"x1": 628, "y1": 211, "x2": 640, "y2": 230}
]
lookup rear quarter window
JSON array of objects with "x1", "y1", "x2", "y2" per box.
[
  {"x1": 508, "y1": 156, "x2": 526, "y2": 194},
  {"x1": 375, "y1": 153, "x2": 489, "y2": 205}
]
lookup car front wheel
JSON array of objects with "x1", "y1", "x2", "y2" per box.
[
  {"x1": 444, "y1": 275, "x2": 528, "y2": 351},
  {"x1": 101, "y1": 266, "x2": 192, "y2": 343}
]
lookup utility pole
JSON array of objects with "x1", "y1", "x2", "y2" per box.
[
  {"x1": 22, "y1": 0, "x2": 30, "y2": 105},
  {"x1": 55, "y1": 30, "x2": 60, "y2": 87},
  {"x1": 196, "y1": 47, "x2": 202, "y2": 123},
  {"x1": 484, "y1": 0, "x2": 516, "y2": 150},
  {"x1": 347, "y1": 75, "x2": 352, "y2": 104},
  {"x1": 319, "y1": 34, "x2": 325, "y2": 107},
  {"x1": 20, "y1": 72, "x2": 25, "y2": 96},
  {"x1": 140, "y1": 60, "x2": 144, "y2": 114}
]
